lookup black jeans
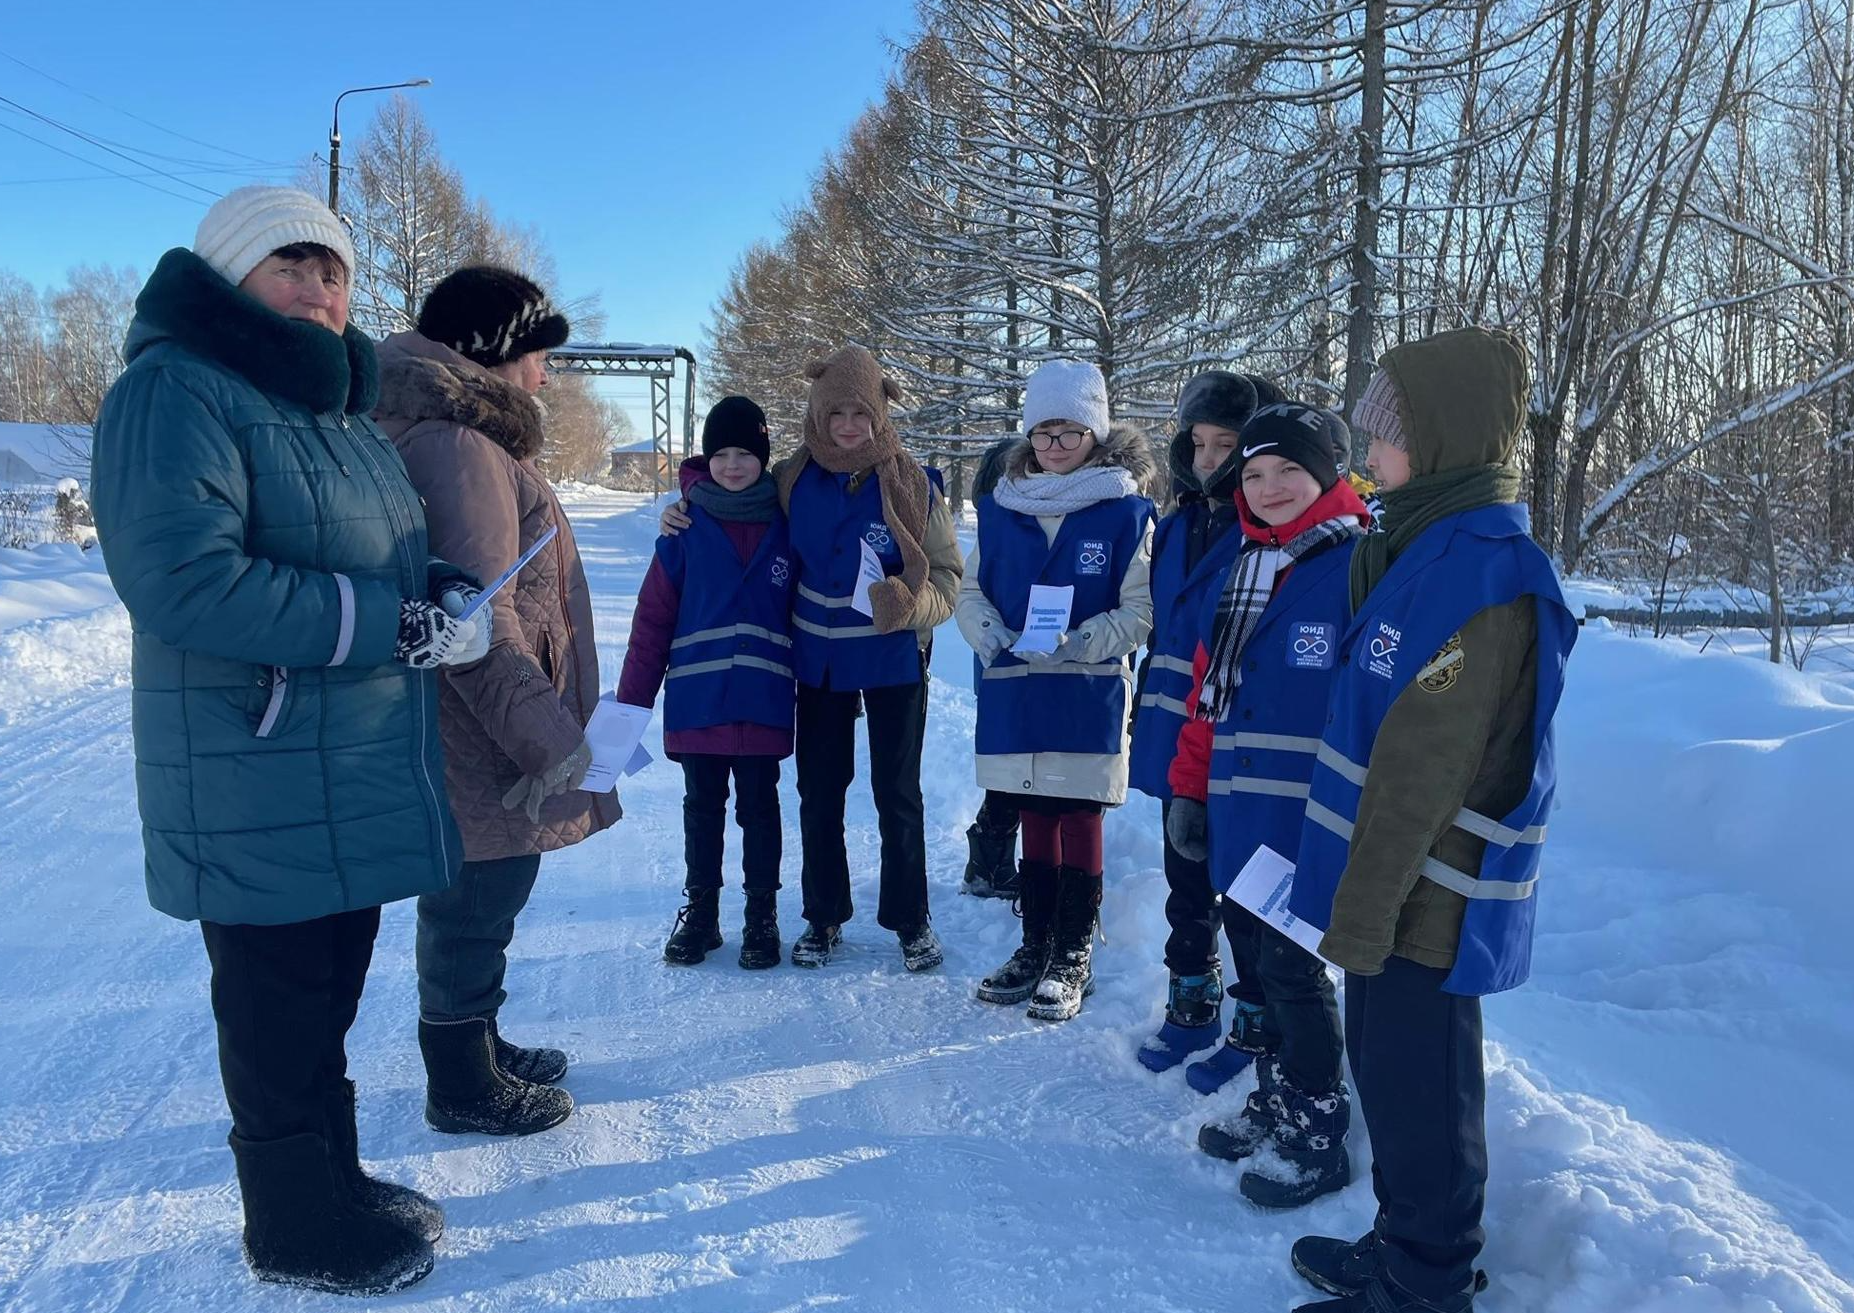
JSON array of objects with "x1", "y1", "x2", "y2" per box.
[
  {"x1": 682, "y1": 754, "x2": 782, "y2": 893},
  {"x1": 1259, "y1": 927, "x2": 1344, "y2": 1093},
  {"x1": 416, "y1": 853, "x2": 543, "y2": 1023},
  {"x1": 200, "y1": 906, "x2": 380, "y2": 1142},
  {"x1": 1346, "y1": 956, "x2": 1487, "y2": 1302},
  {"x1": 795, "y1": 677, "x2": 930, "y2": 932},
  {"x1": 1160, "y1": 799, "x2": 1264, "y2": 1004}
]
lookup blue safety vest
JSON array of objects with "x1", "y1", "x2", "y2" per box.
[
  {"x1": 1200, "y1": 539, "x2": 1357, "y2": 890},
  {"x1": 787, "y1": 461, "x2": 945, "y2": 691},
  {"x1": 973, "y1": 491, "x2": 1153, "y2": 757},
  {"x1": 655, "y1": 506, "x2": 797, "y2": 735},
  {"x1": 1288, "y1": 503, "x2": 1576, "y2": 996},
  {"x1": 1128, "y1": 503, "x2": 1247, "y2": 798}
]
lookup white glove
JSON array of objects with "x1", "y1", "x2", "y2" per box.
[
  {"x1": 1015, "y1": 630, "x2": 1073, "y2": 665},
  {"x1": 437, "y1": 587, "x2": 493, "y2": 663},
  {"x1": 975, "y1": 623, "x2": 1020, "y2": 667}
]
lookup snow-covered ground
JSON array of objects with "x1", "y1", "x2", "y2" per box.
[{"x1": 0, "y1": 489, "x2": 1848, "y2": 1312}]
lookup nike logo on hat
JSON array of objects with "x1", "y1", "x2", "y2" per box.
[{"x1": 1242, "y1": 442, "x2": 1278, "y2": 458}]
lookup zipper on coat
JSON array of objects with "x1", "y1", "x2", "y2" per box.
[{"x1": 254, "y1": 666, "x2": 289, "y2": 738}]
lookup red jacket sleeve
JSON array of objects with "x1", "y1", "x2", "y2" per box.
[
  {"x1": 1167, "y1": 641, "x2": 1214, "y2": 801},
  {"x1": 615, "y1": 550, "x2": 681, "y2": 709}
]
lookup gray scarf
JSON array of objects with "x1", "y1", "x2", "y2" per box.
[
  {"x1": 993, "y1": 464, "x2": 1140, "y2": 517},
  {"x1": 688, "y1": 473, "x2": 780, "y2": 523}
]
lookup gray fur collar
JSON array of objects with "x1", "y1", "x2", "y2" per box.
[
  {"x1": 1002, "y1": 425, "x2": 1160, "y2": 495},
  {"x1": 374, "y1": 350, "x2": 545, "y2": 460}
]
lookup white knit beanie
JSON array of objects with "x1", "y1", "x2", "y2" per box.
[
  {"x1": 1023, "y1": 358, "x2": 1110, "y2": 438},
  {"x1": 193, "y1": 185, "x2": 356, "y2": 288}
]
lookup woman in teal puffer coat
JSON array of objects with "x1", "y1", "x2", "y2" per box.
[{"x1": 90, "y1": 187, "x2": 486, "y2": 1298}]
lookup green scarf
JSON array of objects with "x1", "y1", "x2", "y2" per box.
[{"x1": 1349, "y1": 463, "x2": 1521, "y2": 611}]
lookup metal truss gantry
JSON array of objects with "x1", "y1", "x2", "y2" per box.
[{"x1": 549, "y1": 344, "x2": 698, "y2": 495}]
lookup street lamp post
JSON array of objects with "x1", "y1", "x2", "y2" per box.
[{"x1": 327, "y1": 78, "x2": 433, "y2": 213}]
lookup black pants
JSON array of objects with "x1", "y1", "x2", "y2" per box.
[
  {"x1": 1160, "y1": 798, "x2": 1264, "y2": 1003},
  {"x1": 1346, "y1": 955, "x2": 1487, "y2": 1301},
  {"x1": 681, "y1": 754, "x2": 782, "y2": 893},
  {"x1": 201, "y1": 907, "x2": 380, "y2": 1142},
  {"x1": 1259, "y1": 927, "x2": 1344, "y2": 1092},
  {"x1": 796, "y1": 678, "x2": 930, "y2": 932},
  {"x1": 416, "y1": 853, "x2": 543, "y2": 1022}
]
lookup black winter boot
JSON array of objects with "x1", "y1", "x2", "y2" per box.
[
  {"x1": 976, "y1": 861, "x2": 1057, "y2": 1004},
  {"x1": 1027, "y1": 867, "x2": 1101, "y2": 1022},
  {"x1": 1292, "y1": 1272, "x2": 1482, "y2": 1313},
  {"x1": 323, "y1": 1079, "x2": 443, "y2": 1243},
  {"x1": 791, "y1": 921, "x2": 842, "y2": 968},
  {"x1": 962, "y1": 796, "x2": 1022, "y2": 899},
  {"x1": 1293, "y1": 1232, "x2": 1489, "y2": 1302},
  {"x1": 739, "y1": 891, "x2": 781, "y2": 970},
  {"x1": 898, "y1": 922, "x2": 945, "y2": 972},
  {"x1": 489, "y1": 1017, "x2": 567, "y2": 1085},
  {"x1": 664, "y1": 887, "x2": 723, "y2": 965},
  {"x1": 1239, "y1": 1056, "x2": 1351, "y2": 1208},
  {"x1": 420, "y1": 1018, "x2": 573, "y2": 1136},
  {"x1": 1198, "y1": 1085, "x2": 1277, "y2": 1162},
  {"x1": 229, "y1": 1130, "x2": 434, "y2": 1295}
]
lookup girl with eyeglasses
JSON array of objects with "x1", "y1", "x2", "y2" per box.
[{"x1": 955, "y1": 359, "x2": 1157, "y2": 1021}]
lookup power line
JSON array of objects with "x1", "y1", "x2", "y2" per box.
[
  {"x1": 0, "y1": 94, "x2": 222, "y2": 199},
  {"x1": 0, "y1": 119, "x2": 207, "y2": 206},
  {"x1": 0, "y1": 46, "x2": 274, "y2": 166},
  {"x1": 0, "y1": 164, "x2": 286, "y2": 187}
]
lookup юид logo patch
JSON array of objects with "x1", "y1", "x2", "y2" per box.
[
  {"x1": 1076, "y1": 540, "x2": 1109, "y2": 576},
  {"x1": 1366, "y1": 621, "x2": 1401, "y2": 680},
  {"x1": 864, "y1": 522, "x2": 892, "y2": 551},
  {"x1": 1289, "y1": 621, "x2": 1336, "y2": 671},
  {"x1": 770, "y1": 555, "x2": 790, "y2": 587}
]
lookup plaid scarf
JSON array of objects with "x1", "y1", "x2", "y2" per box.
[{"x1": 1197, "y1": 517, "x2": 1363, "y2": 723}]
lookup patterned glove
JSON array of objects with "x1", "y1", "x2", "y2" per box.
[
  {"x1": 975, "y1": 623, "x2": 1020, "y2": 667},
  {"x1": 394, "y1": 600, "x2": 487, "y2": 669}
]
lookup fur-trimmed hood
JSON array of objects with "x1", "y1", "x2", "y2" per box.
[
  {"x1": 999, "y1": 424, "x2": 1161, "y2": 496},
  {"x1": 371, "y1": 330, "x2": 546, "y2": 460},
  {"x1": 124, "y1": 248, "x2": 378, "y2": 415}
]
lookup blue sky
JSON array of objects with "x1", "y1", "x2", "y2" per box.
[{"x1": 0, "y1": 0, "x2": 919, "y2": 429}]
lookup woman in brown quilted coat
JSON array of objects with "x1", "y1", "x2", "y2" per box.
[{"x1": 373, "y1": 266, "x2": 618, "y2": 1137}]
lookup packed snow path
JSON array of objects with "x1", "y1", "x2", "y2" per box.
[{"x1": 1, "y1": 491, "x2": 1849, "y2": 1312}]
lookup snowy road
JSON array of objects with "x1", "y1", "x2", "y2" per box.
[{"x1": 1, "y1": 491, "x2": 1849, "y2": 1312}]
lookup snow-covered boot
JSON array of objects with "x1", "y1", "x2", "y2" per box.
[
  {"x1": 1197, "y1": 1085, "x2": 1276, "y2": 1162},
  {"x1": 489, "y1": 1017, "x2": 567, "y2": 1086},
  {"x1": 323, "y1": 1079, "x2": 443, "y2": 1243},
  {"x1": 976, "y1": 861, "x2": 1056, "y2": 1004},
  {"x1": 663, "y1": 887, "x2": 723, "y2": 965},
  {"x1": 230, "y1": 1130, "x2": 435, "y2": 1295},
  {"x1": 1239, "y1": 1057, "x2": 1351, "y2": 1208},
  {"x1": 1137, "y1": 967, "x2": 1224, "y2": 1072},
  {"x1": 962, "y1": 797, "x2": 1022, "y2": 899},
  {"x1": 1293, "y1": 1232, "x2": 1489, "y2": 1303},
  {"x1": 898, "y1": 922, "x2": 945, "y2": 972},
  {"x1": 1186, "y1": 998, "x2": 1276, "y2": 1094},
  {"x1": 791, "y1": 921, "x2": 842, "y2": 968},
  {"x1": 739, "y1": 891, "x2": 781, "y2": 970},
  {"x1": 419, "y1": 1018, "x2": 573, "y2": 1137},
  {"x1": 1027, "y1": 867, "x2": 1101, "y2": 1022}
]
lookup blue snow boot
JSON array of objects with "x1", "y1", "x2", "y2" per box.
[
  {"x1": 1185, "y1": 998, "x2": 1275, "y2": 1094},
  {"x1": 1239, "y1": 1057, "x2": 1351, "y2": 1209},
  {"x1": 1137, "y1": 969, "x2": 1223, "y2": 1072}
]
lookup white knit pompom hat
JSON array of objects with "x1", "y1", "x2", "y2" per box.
[
  {"x1": 1023, "y1": 358, "x2": 1110, "y2": 438},
  {"x1": 193, "y1": 185, "x2": 356, "y2": 288}
]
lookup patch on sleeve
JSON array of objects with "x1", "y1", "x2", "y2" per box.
[{"x1": 1416, "y1": 632, "x2": 1464, "y2": 693}]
